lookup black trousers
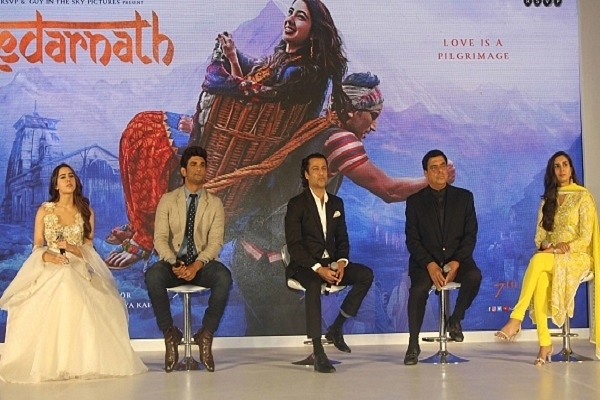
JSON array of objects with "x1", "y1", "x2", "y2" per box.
[
  {"x1": 145, "y1": 260, "x2": 232, "y2": 333},
  {"x1": 407, "y1": 263, "x2": 481, "y2": 345},
  {"x1": 291, "y1": 262, "x2": 373, "y2": 339}
]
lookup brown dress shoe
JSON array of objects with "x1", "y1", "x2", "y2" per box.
[
  {"x1": 193, "y1": 327, "x2": 215, "y2": 372},
  {"x1": 164, "y1": 326, "x2": 183, "y2": 372}
]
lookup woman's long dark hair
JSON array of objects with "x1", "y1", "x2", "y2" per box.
[
  {"x1": 303, "y1": 0, "x2": 350, "y2": 120},
  {"x1": 541, "y1": 151, "x2": 580, "y2": 231},
  {"x1": 260, "y1": 0, "x2": 350, "y2": 120},
  {"x1": 49, "y1": 163, "x2": 92, "y2": 240}
]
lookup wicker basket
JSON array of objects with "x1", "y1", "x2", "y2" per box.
[{"x1": 199, "y1": 94, "x2": 311, "y2": 215}]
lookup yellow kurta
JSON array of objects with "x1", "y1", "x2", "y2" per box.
[{"x1": 530, "y1": 184, "x2": 600, "y2": 358}]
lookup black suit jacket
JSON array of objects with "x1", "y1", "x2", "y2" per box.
[
  {"x1": 284, "y1": 189, "x2": 349, "y2": 279},
  {"x1": 405, "y1": 185, "x2": 478, "y2": 275}
]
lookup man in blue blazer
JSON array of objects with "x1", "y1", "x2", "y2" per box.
[
  {"x1": 285, "y1": 153, "x2": 373, "y2": 373},
  {"x1": 403, "y1": 149, "x2": 482, "y2": 365}
]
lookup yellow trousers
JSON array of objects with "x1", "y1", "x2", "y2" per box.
[{"x1": 510, "y1": 252, "x2": 554, "y2": 346}]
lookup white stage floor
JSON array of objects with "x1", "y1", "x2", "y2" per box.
[{"x1": 1, "y1": 335, "x2": 599, "y2": 400}]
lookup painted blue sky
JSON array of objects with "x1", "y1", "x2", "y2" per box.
[{"x1": 0, "y1": 0, "x2": 579, "y2": 104}]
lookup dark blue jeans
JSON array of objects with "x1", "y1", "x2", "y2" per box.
[{"x1": 145, "y1": 260, "x2": 232, "y2": 333}]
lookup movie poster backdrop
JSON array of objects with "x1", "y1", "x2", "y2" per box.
[{"x1": 0, "y1": 1, "x2": 583, "y2": 339}]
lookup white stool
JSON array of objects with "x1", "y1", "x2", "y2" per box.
[
  {"x1": 281, "y1": 245, "x2": 345, "y2": 366},
  {"x1": 422, "y1": 282, "x2": 468, "y2": 364},
  {"x1": 551, "y1": 270, "x2": 594, "y2": 362},
  {"x1": 167, "y1": 284, "x2": 209, "y2": 370}
]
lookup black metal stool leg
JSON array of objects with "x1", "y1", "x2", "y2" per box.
[
  {"x1": 422, "y1": 288, "x2": 468, "y2": 364},
  {"x1": 551, "y1": 317, "x2": 594, "y2": 362},
  {"x1": 175, "y1": 292, "x2": 201, "y2": 370}
]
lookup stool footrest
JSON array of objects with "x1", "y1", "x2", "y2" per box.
[
  {"x1": 550, "y1": 332, "x2": 579, "y2": 338},
  {"x1": 423, "y1": 336, "x2": 454, "y2": 343},
  {"x1": 303, "y1": 338, "x2": 333, "y2": 346}
]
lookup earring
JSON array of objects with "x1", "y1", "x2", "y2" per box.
[{"x1": 310, "y1": 38, "x2": 314, "y2": 59}]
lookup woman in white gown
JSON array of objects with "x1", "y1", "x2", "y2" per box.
[{"x1": 0, "y1": 163, "x2": 147, "y2": 383}]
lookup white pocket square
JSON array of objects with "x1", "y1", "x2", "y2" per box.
[{"x1": 333, "y1": 210, "x2": 341, "y2": 218}]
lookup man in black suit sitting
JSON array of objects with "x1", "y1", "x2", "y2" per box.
[
  {"x1": 403, "y1": 149, "x2": 482, "y2": 365},
  {"x1": 284, "y1": 153, "x2": 374, "y2": 373}
]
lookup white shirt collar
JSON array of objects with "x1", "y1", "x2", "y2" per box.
[{"x1": 309, "y1": 187, "x2": 328, "y2": 205}]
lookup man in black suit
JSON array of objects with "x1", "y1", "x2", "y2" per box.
[
  {"x1": 403, "y1": 149, "x2": 482, "y2": 366},
  {"x1": 285, "y1": 153, "x2": 373, "y2": 373}
]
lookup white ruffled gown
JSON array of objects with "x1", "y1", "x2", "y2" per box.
[{"x1": 0, "y1": 202, "x2": 147, "y2": 383}]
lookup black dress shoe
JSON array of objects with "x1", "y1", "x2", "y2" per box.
[
  {"x1": 164, "y1": 326, "x2": 183, "y2": 372},
  {"x1": 447, "y1": 320, "x2": 464, "y2": 342},
  {"x1": 325, "y1": 327, "x2": 351, "y2": 353},
  {"x1": 193, "y1": 327, "x2": 215, "y2": 372},
  {"x1": 403, "y1": 344, "x2": 421, "y2": 366},
  {"x1": 314, "y1": 352, "x2": 336, "y2": 373}
]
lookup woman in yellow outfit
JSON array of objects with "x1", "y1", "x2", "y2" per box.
[{"x1": 496, "y1": 151, "x2": 600, "y2": 365}]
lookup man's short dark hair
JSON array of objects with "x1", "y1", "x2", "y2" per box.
[
  {"x1": 181, "y1": 146, "x2": 208, "y2": 169},
  {"x1": 301, "y1": 153, "x2": 328, "y2": 189},
  {"x1": 422, "y1": 149, "x2": 447, "y2": 171}
]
